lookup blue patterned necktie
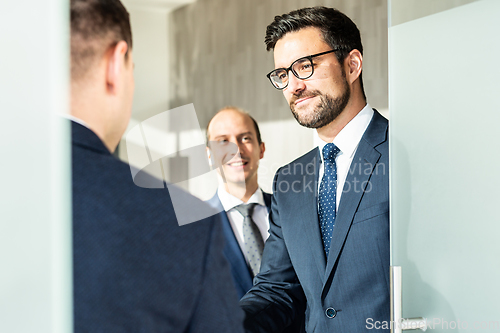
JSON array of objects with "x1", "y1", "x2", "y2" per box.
[{"x1": 319, "y1": 143, "x2": 341, "y2": 258}]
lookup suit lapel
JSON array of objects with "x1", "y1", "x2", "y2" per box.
[
  {"x1": 207, "y1": 194, "x2": 253, "y2": 296},
  {"x1": 299, "y1": 148, "x2": 327, "y2": 279},
  {"x1": 322, "y1": 111, "x2": 388, "y2": 289},
  {"x1": 262, "y1": 192, "x2": 272, "y2": 212}
]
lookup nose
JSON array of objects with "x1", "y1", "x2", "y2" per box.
[
  {"x1": 235, "y1": 141, "x2": 246, "y2": 157},
  {"x1": 286, "y1": 70, "x2": 306, "y2": 94},
  {"x1": 225, "y1": 139, "x2": 243, "y2": 157}
]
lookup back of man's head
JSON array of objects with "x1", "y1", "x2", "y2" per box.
[
  {"x1": 70, "y1": 0, "x2": 132, "y2": 81},
  {"x1": 70, "y1": 0, "x2": 134, "y2": 153}
]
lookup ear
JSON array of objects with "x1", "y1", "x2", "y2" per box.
[
  {"x1": 345, "y1": 49, "x2": 363, "y2": 85},
  {"x1": 106, "y1": 41, "x2": 129, "y2": 95},
  {"x1": 259, "y1": 142, "x2": 266, "y2": 159},
  {"x1": 206, "y1": 146, "x2": 213, "y2": 167}
]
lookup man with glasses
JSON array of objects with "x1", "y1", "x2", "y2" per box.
[{"x1": 240, "y1": 7, "x2": 390, "y2": 332}]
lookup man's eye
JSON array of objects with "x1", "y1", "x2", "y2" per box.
[
  {"x1": 278, "y1": 72, "x2": 287, "y2": 80},
  {"x1": 300, "y1": 63, "x2": 312, "y2": 71}
]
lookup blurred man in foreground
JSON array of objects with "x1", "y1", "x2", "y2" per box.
[{"x1": 70, "y1": 0, "x2": 244, "y2": 331}]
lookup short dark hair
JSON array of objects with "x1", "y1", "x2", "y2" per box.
[
  {"x1": 265, "y1": 6, "x2": 365, "y2": 99},
  {"x1": 70, "y1": 0, "x2": 132, "y2": 80},
  {"x1": 206, "y1": 107, "x2": 262, "y2": 146}
]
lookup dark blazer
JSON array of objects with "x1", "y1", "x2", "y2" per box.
[
  {"x1": 206, "y1": 191, "x2": 271, "y2": 299},
  {"x1": 71, "y1": 121, "x2": 245, "y2": 333},
  {"x1": 240, "y1": 111, "x2": 390, "y2": 332}
]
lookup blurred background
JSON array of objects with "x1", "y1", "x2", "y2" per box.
[{"x1": 119, "y1": 0, "x2": 389, "y2": 195}]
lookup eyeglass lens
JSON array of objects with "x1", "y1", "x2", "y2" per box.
[{"x1": 269, "y1": 57, "x2": 314, "y2": 89}]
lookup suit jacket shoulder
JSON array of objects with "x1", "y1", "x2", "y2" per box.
[{"x1": 71, "y1": 122, "x2": 244, "y2": 332}]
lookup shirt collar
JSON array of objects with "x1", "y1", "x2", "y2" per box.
[
  {"x1": 318, "y1": 103, "x2": 374, "y2": 162},
  {"x1": 62, "y1": 114, "x2": 92, "y2": 130},
  {"x1": 217, "y1": 184, "x2": 265, "y2": 211}
]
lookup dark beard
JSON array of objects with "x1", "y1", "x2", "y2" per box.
[{"x1": 289, "y1": 77, "x2": 350, "y2": 129}]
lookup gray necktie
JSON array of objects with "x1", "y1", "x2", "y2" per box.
[{"x1": 234, "y1": 203, "x2": 264, "y2": 276}]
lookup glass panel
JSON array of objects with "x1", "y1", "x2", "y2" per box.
[
  {"x1": 0, "y1": 0, "x2": 72, "y2": 332},
  {"x1": 390, "y1": 0, "x2": 500, "y2": 330},
  {"x1": 389, "y1": 0, "x2": 478, "y2": 26}
]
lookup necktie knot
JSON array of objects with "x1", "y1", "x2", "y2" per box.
[
  {"x1": 322, "y1": 143, "x2": 340, "y2": 162},
  {"x1": 234, "y1": 203, "x2": 257, "y2": 218}
]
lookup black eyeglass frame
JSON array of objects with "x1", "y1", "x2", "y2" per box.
[{"x1": 266, "y1": 49, "x2": 339, "y2": 90}]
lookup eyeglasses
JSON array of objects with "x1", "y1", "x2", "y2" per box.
[{"x1": 266, "y1": 49, "x2": 338, "y2": 90}]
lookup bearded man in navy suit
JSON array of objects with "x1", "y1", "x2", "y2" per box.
[
  {"x1": 240, "y1": 7, "x2": 390, "y2": 333},
  {"x1": 69, "y1": 0, "x2": 244, "y2": 331},
  {"x1": 205, "y1": 107, "x2": 270, "y2": 298}
]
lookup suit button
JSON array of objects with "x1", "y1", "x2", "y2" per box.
[{"x1": 325, "y1": 307, "x2": 337, "y2": 318}]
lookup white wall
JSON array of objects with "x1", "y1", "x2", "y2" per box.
[{"x1": 119, "y1": 3, "x2": 172, "y2": 162}]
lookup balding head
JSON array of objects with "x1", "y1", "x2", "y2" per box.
[
  {"x1": 207, "y1": 107, "x2": 262, "y2": 145},
  {"x1": 206, "y1": 107, "x2": 265, "y2": 200}
]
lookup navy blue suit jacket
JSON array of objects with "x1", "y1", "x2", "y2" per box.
[
  {"x1": 240, "y1": 111, "x2": 390, "y2": 332},
  {"x1": 71, "y1": 122, "x2": 245, "y2": 332},
  {"x1": 207, "y1": 191, "x2": 271, "y2": 299}
]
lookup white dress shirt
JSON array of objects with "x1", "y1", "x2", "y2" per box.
[
  {"x1": 217, "y1": 185, "x2": 270, "y2": 263},
  {"x1": 62, "y1": 114, "x2": 92, "y2": 129},
  {"x1": 317, "y1": 104, "x2": 374, "y2": 208}
]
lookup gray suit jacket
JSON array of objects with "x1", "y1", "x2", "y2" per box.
[{"x1": 240, "y1": 111, "x2": 390, "y2": 332}]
